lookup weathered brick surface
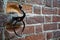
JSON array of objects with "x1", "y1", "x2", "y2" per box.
[
  {"x1": 22, "y1": 4, "x2": 32, "y2": 13},
  {"x1": 47, "y1": 32, "x2": 53, "y2": 39},
  {"x1": 34, "y1": 6, "x2": 41, "y2": 14},
  {"x1": 44, "y1": 0, "x2": 52, "y2": 7},
  {"x1": 23, "y1": 26, "x2": 34, "y2": 34},
  {"x1": 53, "y1": 31, "x2": 60, "y2": 38},
  {"x1": 36, "y1": 25, "x2": 42, "y2": 33},
  {"x1": 18, "y1": 33, "x2": 45, "y2": 40},
  {"x1": 18, "y1": 38, "x2": 25, "y2": 40},
  {"x1": 57, "y1": 8, "x2": 60, "y2": 15},
  {"x1": 42, "y1": 7, "x2": 57, "y2": 14},
  {"x1": 53, "y1": 0, "x2": 60, "y2": 7},
  {"x1": 1, "y1": 0, "x2": 60, "y2": 40},
  {"x1": 43, "y1": 24, "x2": 57, "y2": 31},
  {"x1": 31, "y1": 0, "x2": 42, "y2": 5},
  {"x1": 44, "y1": 16, "x2": 51, "y2": 22},
  {"x1": 25, "y1": 33, "x2": 45, "y2": 40},
  {"x1": 26, "y1": 16, "x2": 44, "y2": 24},
  {"x1": 53, "y1": 16, "x2": 60, "y2": 22},
  {"x1": 53, "y1": 0, "x2": 57, "y2": 7}
]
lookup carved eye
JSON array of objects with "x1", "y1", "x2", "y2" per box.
[
  {"x1": 8, "y1": 12, "x2": 18, "y2": 17},
  {"x1": 8, "y1": 12, "x2": 16, "y2": 14}
]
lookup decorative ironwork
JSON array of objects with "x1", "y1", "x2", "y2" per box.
[
  {"x1": 0, "y1": 0, "x2": 26, "y2": 40},
  {"x1": 5, "y1": 4, "x2": 26, "y2": 37}
]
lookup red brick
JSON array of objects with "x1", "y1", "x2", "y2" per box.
[
  {"x1": 36, "y1": 25, "x2": 42, "y2": 33},
  {"x1": 53, "y1": 31, "x2": 60, "y2": 38},
  {"x1": 22, "y1": 4, "x2": 32, "y2": 13},
  {"x1": 53, "y1": 0, "x2": 60, "y2": 7},
  {"x1": 43, "y1": 24, "x2": 57, "y2": 31},
  {"x1": 31, "y1": 0, "x2": 42, "y2": 5},
  {"x1": 18, "y1": 38, "x2": 25, "y2": 40},
  {"x1": 13, "y1": 26, "x2": 34, "y2": 35},
  {"x1": 53, "y1": 16, "x2": 60, "y2": 22},
  {"x1": 25, "y1": 33, "x2": 45, "y2": 40},
  {"x1": 26, "y1": 0, "x2": 32, "y2": 3},
  {"x1": 47, "y1": 32, "x2": 53, "y2": 39},
  {"x1": 42, "y1": 7, "x2": 57, "y2": 14},
  {"x1": 23, "y1": 26, "x2": 34, "y2": 34},
  {"x1": 26, "y1": 16, "x2": 44, "y2": 24},
  {"x1": 44, "y1": 16, "x2": 51, "y2": 22},
  {"x1": 58, "y1": 8, "x2": 60, "y2": 15},
  {"x1": 26, "y1": 0, "x2": 43, "y2": 5},
  {"x1": 53, "y1": 0, "x2": 57, "y2": 7},
  {"x1": 34, "y1": 6, "x2": 41, "y2": 14},
  {"x1": 44, "y1": 0, "x2": 52, "y2": 7}
]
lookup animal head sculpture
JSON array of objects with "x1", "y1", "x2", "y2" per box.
[{"x1": 5, "y1": 2, "x2": 26, "y2": 37}]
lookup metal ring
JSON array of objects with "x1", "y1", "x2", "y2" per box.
[{"x1": 13, "y1": 21, "x2": 25, "y2": 37}]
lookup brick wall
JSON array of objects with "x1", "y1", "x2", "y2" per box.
[
  {"x1": 0, "y1": 0, "x2": 60, "y2": 40},
  {"x1": 17, "y1": 0, "x2": 60, "y2": 40}
]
